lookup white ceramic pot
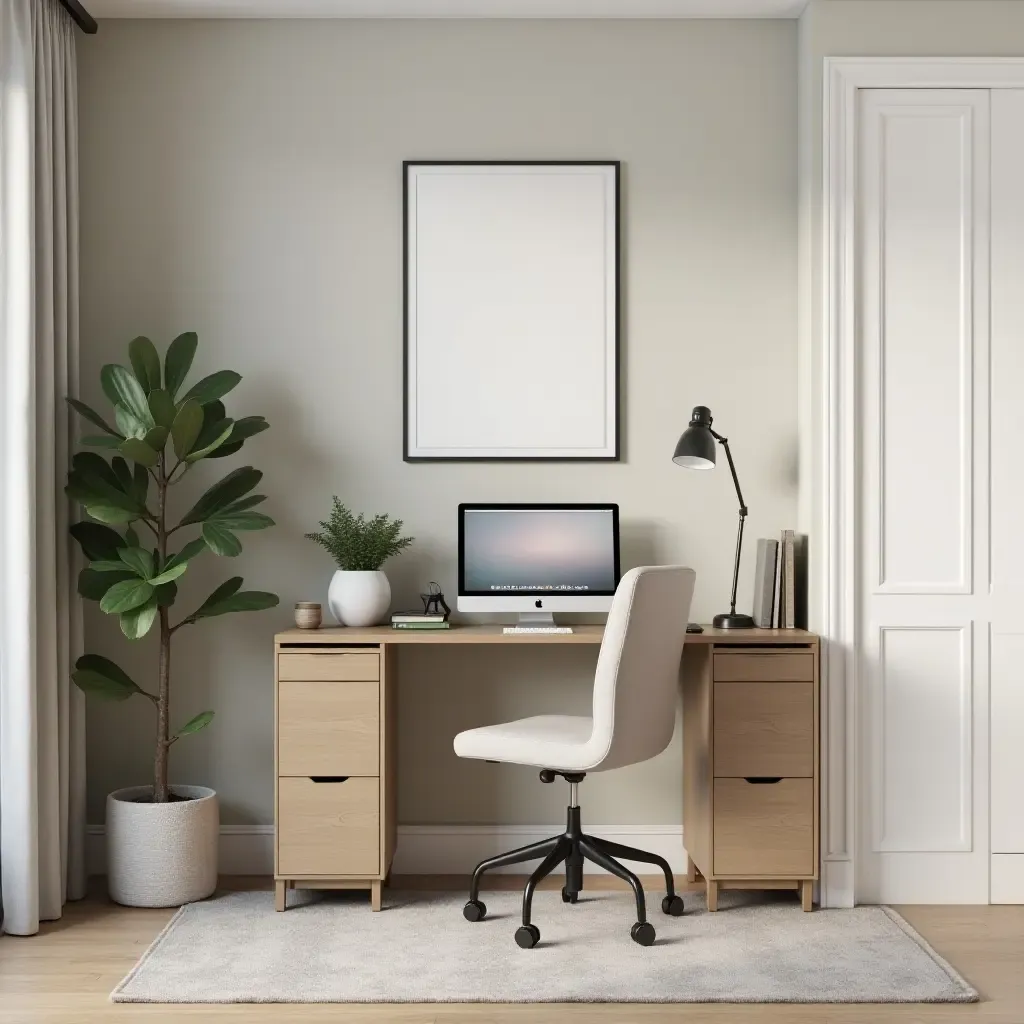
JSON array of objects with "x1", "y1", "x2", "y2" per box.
[
  {"x1": 328, "y1": 569, "x2": 392, "y2": 626},
  {"x1": 106, "y1": 785, "x2": 218, "y2": 907}
]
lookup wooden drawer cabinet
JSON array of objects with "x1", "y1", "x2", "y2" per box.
[
  {"x1": 278, "y1": 680, "x2": 380, "y2": 777},
  {"x1": 713, "y1": 778, "x2": 814, "y2": 876},
  {"x1": 278, "y1": 652, "x2": 379, "y2": 682},
  {"x1": 278, "y1": 776, "x2": 380, "y2": 876},
  {"x1": 683, "y1": 640, "x2": 820, "y2": 912},
  {"x1": 713, "y1": 682, "x2": 814, "y2": 778},
  {"x1": 275, "y1": 642, "x2": 397, "y2": 912}
]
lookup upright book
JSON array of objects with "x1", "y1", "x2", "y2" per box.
[
  {"x1": 781, "y1": 529, "x2": 796, "y2": 629},
  {"x1": 751, "y1": 538, "x2": 779, "y2": 629}
]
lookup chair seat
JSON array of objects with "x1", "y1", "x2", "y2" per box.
[{"x1": 453, "y1": 715, "x2": 596, "y2": 771}]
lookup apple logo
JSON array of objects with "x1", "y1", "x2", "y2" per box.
[{"x1": 535, "y1": 599, "x2": 543, "y2": 608}]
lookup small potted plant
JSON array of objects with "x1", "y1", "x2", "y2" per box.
[
  {"x1": 66, "y1": 332, "x2": 279, "y2": 907},
  {"x1": 306, "y1": 497, "x2": 413, "y2": 626}
]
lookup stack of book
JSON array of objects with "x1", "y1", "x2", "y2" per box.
[
  {"x1": 391, "y1": 611, "x2": 450, "y2": 630},
  {"x1": 750, "y1": 530, "x2": 807, "y2": 629}
]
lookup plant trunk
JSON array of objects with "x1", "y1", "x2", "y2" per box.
[{"x1": 153, "y1": 458, "x2": 171, "y2": 803}]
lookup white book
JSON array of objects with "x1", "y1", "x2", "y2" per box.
[{"x1": 751, "y1": 539, "x2": 778, "y2": 629}]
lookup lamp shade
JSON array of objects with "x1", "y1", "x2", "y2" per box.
[{"x1": 672, "y1": 406, "x2": 716, "y2": 469}]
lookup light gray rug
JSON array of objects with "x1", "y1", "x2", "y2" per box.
[{"x1": 112, "y1": 889, "x2": 978, "y2": 1004}]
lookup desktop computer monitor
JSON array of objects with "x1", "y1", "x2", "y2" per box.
[{"x1": 458, "y1": 503, "x2": 620, "y2": 625}]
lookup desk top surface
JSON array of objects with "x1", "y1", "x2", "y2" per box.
[{"x1": 275, "y1": 624, "x2": 818, "y2": 645}]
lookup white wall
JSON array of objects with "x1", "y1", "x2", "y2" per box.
[{"x1": 77, "y1": 19, "x2": 798, "y2": 831}]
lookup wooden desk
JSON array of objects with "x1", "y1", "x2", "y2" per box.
[{"x1": 272, "y1": 625, "x2": 820, "y2": 912}]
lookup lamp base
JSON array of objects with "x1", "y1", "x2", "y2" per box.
[{"x1": 713, "y1": 612, "x2": 757, "y2": 629}]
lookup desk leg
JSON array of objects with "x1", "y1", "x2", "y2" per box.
[
  {"x1": 686, "y1": 854, "x2": 698, "y2": 883},
  {"x1": 275, "y1": 880, "x2": 287, "y2": 912},
  {"x1": 371, "y1": 880, "x2": 382, "y2": 912},
  {"x1": 706, "y1": 879, "x2": 718, "y2": 912},
  {"x1": 801, "y1": 879, "x2": 814, "y2": 912}
]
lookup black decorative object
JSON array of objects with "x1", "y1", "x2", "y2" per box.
[
  {"x1": 673, "y1": 406, "x2": 756, "y2": 629},
  {"x1": 420, "y1": 582, "x2": 451, "y2": 621}
]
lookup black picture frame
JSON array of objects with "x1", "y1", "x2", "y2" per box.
[{"x1": 403, "y1": 160, "x2": 621, "y2": 462}]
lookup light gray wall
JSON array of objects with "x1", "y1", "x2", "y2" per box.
[
  {"x1": 797, "y1": 1, "x2": 1024, "y2": 626},
  {"x1": 77, "y1": 19, "x2": 798, "y2": 828}
]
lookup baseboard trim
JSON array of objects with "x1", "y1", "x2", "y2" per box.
[{"x1": 87, "y1": 823, "x2": 685, "y2": 878}]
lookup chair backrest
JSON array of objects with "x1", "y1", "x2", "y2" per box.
[{"x1": 587, "y1": 565, "x2": 696, "y2": 772}]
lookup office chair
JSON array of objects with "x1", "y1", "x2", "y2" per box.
[{"x1": 453, "y1": 565, "x2": 696, "y2": 948}]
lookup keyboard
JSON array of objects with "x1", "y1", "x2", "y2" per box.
[{"x1": 503, "y1": 626, "x2": 574, "y2": 635}]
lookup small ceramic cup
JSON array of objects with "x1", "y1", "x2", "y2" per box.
[{"x1": 294, "y1": 602, "x2": 322, "y2": 630}]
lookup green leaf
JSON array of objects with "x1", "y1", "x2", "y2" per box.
[
  {"x1": 205, "y1": 440, "x2": 244, "y2": 460},
  {"x1": 84, "y1": 504, "x2": 138, "y2": 525},
  {"x1": 66, "y1": 397, "x2": 122, "y2": 438},
  {"x1": 73, "y1": 451, "x2": 122, "y2": 492},
  {"x1": 148, "y1": 388, "x2": 177, "y2": 430},
  {"x1": 110, "y1": 456, "x2": 134, "y2": 494},
  {"x1": 70, "y1": 522, "x2": 124, "y2": 561},
  {"x1": 185, "y1": 419, "x2": 234, "y2": 463},
  {"x1": 148, "y1": 561, "x2": 189, "y2": 587},
  {"x1": 89, "y1": 559, "x2": 135, "y2": 572},
  {"x1": 101, "y1": 364, "x2": 153, "y2": 426},
  {"x1": 118, "y1": 546, "x2": 154, "y2": 578},
  {"x1": 78, "y1": 567, "x2": 135, "y2": 601},
  {"x1": 115, "y1": 404, "x2": 149, "y2": 440},
  {"x1": 100, "y1": 578, "x2": 155, "y2": 615},
  {"x1": 164, "y1": 332, "x2": 198, "y2": 398},
  {"x1": 120, "y1": 597, "x2": 158, "y2": 639},
  {"x1": 165, "y1": 537, "x2": 208, "y2": 571},
  {"x1": 202, "y1": 521, "x2": 242, "y2": 557},
  {"x1": 73, "y1": 669, "x2": 138, "y2": 701},
  {"x1": 125, "y1": 525, "x2": 140, "y2": 548},
  {"x1": 81, "y1": 434, "x2": 123, "y2": 449},
  {"x1": 210, "y1": 511, "x2": 275, "y2": 532},
  {"x1": 179, "y1": 467, "x2": 262, "y2": 527},
  {"x1": 176, "y1": 711, "x2": 215, "y2": 737},
  {"x1": 185, "y1": 578, "x2": 278, "y2": 623},
  {"x1": 119, "y1": 438, "x2": 158, "y2": 468},
  {"x1": 155, "y1": 581, "x2": 178, "y2": 607},
  {"x1": 73, "y1": 654, "x2": 142, "y2": 701},
  {"x1": 144, "y1": 426, "x2": 169, "y2": 452},
  {"x1": 181, "y1": 370, "x2": 242, "y2": 407},
  {"x1": 171, "y1": 399, "x2": 203, "y2": 460},
  {"x1": 221, "y1": 494, "x2": 267, "y2": 514},
  {"x1": 133, "y1": 462, "x2": 149, "y2": 506},
  {"x1": 229, "y1": 416, "x2": 269, "y2": 443},
  {"x1": 128, "y1": 336, "x2": 161, "y2": 393}
]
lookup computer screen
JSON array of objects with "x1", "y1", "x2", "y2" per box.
[{"x1": 459, "y1": 505, "x2": 619, "y2": 597}]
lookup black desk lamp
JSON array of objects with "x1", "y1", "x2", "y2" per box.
[{"x1": 673, "y1": 406, "x2": 756, "y2": 629}]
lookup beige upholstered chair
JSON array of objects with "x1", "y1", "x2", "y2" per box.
[{"x1": 454, "y1": 565, "x2": 696, "y2": 948}]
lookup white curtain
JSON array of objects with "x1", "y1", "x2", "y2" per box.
[{"x1": 0, "y1": 0, "x2": 85, "y2": 936}]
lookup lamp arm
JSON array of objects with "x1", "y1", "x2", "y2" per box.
[{"x1": 711, "y1": 430, "x2": 748, "y2": 618}]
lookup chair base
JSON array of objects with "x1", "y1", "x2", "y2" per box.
[{"x1": 463, "y1": 774, "x2": 684, "y2": 947}]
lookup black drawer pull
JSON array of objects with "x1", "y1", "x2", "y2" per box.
[
  {"x1": 744, "y1": 777, "x2": 782, "y2": 784},
  {"x1": 310, "y1": 776, "x2": 349, "y2": 784}
]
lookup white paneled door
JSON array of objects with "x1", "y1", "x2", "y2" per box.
[{"x1": 857, "y1": 88, "x2": 1024, "y2": 903}]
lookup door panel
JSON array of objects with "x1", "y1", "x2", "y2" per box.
[{"x1": 858, "y1": 90, "x2": 991, "y2": 903}]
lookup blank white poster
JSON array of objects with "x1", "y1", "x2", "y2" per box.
[{"x1": 404, "y1": 163, "x2": 618, "y2": 460}]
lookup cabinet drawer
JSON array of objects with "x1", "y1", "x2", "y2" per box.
[
  {"x1": 713, "y1": 778, "x2": 813, "y2": 876},
  {"x1": 278, "y1": 680, "x2": 379, "y2": 777},
  {"x1": 278, "y1": 653, "x2": 379, "y2": 682},
  {"x1": 714, "y1": 682, "x2": 814, "y2": 778},
  {"x1": 713, "y1": 652, "x2": 814, "y2": 682},
  {"x1": 278, "y1": 776, "x2": 380, "y2": 876}
]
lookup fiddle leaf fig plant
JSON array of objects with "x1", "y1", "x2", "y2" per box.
[{"x1": 66, "y1": 333, "x2": 280, "y2": 803}]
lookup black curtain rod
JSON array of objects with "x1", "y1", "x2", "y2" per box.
[{"x1": 58, "y1": 0, "x2": 98, "y2": 34}]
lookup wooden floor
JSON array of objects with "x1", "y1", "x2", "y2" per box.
[{"x1": 2, "y1": 876, "x2": 1021, "y2": 1023}]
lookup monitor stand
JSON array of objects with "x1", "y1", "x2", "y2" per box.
[{"x1": 516, "y1": 611, "x2": 557, "y2": 627}]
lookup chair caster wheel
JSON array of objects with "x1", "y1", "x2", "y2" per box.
[
  {"x1": 631, "y1": 921, "x2": 656, "y2": 946},
  {"x1": 515, "y1": 924, "x2": 541, "y2": 948},
  {"x1": 463, "y1": 899, "x2": 486, "y2": 922},
  {"x1": 661, "y1": 894, "x2": 685, "y2": 916},
  {"x1": 561, "y1": 886, "x2": 578, "y2": 904}
]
